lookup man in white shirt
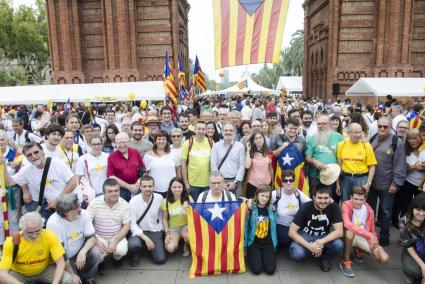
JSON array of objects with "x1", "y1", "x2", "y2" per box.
[
  {"x1": 1, "y1": 142, "x2": 78, "y2": 221},
  {"x1": 128, "y1": 175, "x2": 166, "y2": 266},
  {"x1": 42, "y1": 124, "x2": 64, "y2": 159},
  {"x1": 12, "y1": 118, "x2": 42, "y2": 151},
  {"x1": 47, "y1": 193, "x2": 101, "y2": 284},
  {"x1": 197, "y1": 171, "x2": 236, "y2": 202},
  {"x1": 210, "y1": 123, "x2": 245, "y2": 197}
]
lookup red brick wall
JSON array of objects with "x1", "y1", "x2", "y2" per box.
[{"x1": 46, "y1": 0, "x2": 190, "y2": 85}]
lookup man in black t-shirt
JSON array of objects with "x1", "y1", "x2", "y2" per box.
[{"x1": 288, "y1": 185, "x2": 343, "y2": 272}]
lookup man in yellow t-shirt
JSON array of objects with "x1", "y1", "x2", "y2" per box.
[
  {"x1": 181, "y1": 121, "x2": 212, "y2": 201},
  {"x1": 0, "y1": 212, "x2": 71, "y2": 284},
  {"x1": 337, "y1": 123, "x2": 377, "y2": 202}
]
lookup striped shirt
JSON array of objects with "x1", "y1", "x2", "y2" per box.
[{"x1": 86, "y1": 196, "x2": 131, "y2": 239}]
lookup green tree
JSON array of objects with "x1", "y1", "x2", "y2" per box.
[{"x1": 0, "y1": 0, "x2": 49, "y2": 86}]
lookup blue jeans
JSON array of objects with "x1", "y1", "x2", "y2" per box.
[
  {"x1": 276, "y1": 224, "x2": 292, "y2": 246},
  {"x1": 119, "y1": 187, "x2": 131, "y2": 202},
  {"x1": 367, "y1": 186, "x2": 395, "y2": 240},
  {"x1": 190, "y1": 185, "x2": 209, "y2": 201},
  {"x1": 289, "y1": 232, "x2": 344, "y2": 262},
  {"x1": 339, "y1": 175, "x2": 368, "y2": 202}
]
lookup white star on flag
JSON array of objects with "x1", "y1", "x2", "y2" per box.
[
  {"x1": 207, "y1": 203, "x2": 226, "y2": 221},
  {"x1": 257, "y1": 215, "x2": 266, "y2": 223},
  {"x1": 281, "y1": 153, "x2": 294, "y2": 166}
]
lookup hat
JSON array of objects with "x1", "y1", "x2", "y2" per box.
[
  {"x1": 319, "y1": 164, "x2": 341, "y2": 185},
  {"x1": 145, "y1": 116, "x2": 160, "y2": 125}
]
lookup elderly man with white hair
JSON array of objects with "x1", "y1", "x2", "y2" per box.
[
  {"x1": 0, "y1": 212, "x2": 72, "y2": 284},
  {"x1": 47, "y1": 193, "x2": 101, "y2": 284},
  {"x1": 107, "y1": 132, "x2": 145, "y2": 202}
]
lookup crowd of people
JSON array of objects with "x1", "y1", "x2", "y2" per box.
[{"x1": 0, "y1": 93, "x2": 424, "y2": 283}]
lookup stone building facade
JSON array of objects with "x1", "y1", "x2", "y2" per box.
[
  {"x1": 46, "y1": 0, "x2": 190, "y2": 84},
  {"x1": 303, "y1": 0, "x2": 425, "y2": 99}
]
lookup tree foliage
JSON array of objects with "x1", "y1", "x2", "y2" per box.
[
  {"x1": 252, "y1": 29, "x2": 304, "y2": 89},
  {"x1": 0, "y1": 0, "x2": 49, "y2": 86}
]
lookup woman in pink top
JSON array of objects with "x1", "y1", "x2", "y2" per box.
[{"x1": 245, "y1": 132, "x2": 273, "y2": 198}]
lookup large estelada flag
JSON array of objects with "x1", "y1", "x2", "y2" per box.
[
  {"x1": 212, "y1": 0, "x2": 290, "y2": 69},
  {"x1": 188, "y1": 200, "x2": 246, "y2": 278},
  {"x1": 274, "y1": 143, "x2": 309, "y2": 196},
  {"x1": 163, "y1": 51, "x2": 178, "y2": 105}
]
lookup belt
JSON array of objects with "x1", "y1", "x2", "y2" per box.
[
  {"x1": 223, "y1": 177, "x2": 236, "y2": 181},
  {"x1": 342, "y1": 172, "x2": 368, "y2": 177}
]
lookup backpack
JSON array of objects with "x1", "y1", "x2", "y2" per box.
[
  {"x1": 273, "y1": 189, "x2": 302, "y2": 211},
  {"x1": 186, "y1": 136, "x2": 213, "y2": 162},
  {"x1": 369, "y1": 133, "x2": 398, "y2": 153},
  {"x1": 12, "y1": 232, "x2": 21, "y2": 263},
  {"x1": 201, "y1": 189, "x2": 232, "y2": 202},
  {"x1": 13, "y1": 131, "x2": 31, "y2": 144}
]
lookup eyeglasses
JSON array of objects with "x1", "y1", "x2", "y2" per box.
[
  {"x1": 377, "y1": 125, "x2": 389, "y2": 129},
  {"x1": 24, "y1": 228, "x2": 42, "y2": 237},
  {"x1": 171, "y1": 135, "x2": 182, "y2": 138},
  {"x1": 398, "y1": 126, "x2": 409, "y2": 130},
  {"x1": 91, "y1": 143, "x2": 102, "y2": 147},
  {"x1": 25, "y1": 150, "x2": 41, "y2": 157},
  {"x1": 283, "y1": 179, "x2": 294, "y2": 183},
  {"x1": 107, "y1": 132, "x2": 116, "y2": 135}
]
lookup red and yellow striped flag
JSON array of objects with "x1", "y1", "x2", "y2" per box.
[
  {"x1": 212, "y1": 0, "x2": 289, "y2": 69},
  {"x1": 188, "y1": 200, "x2": 246, "y2": 278}
]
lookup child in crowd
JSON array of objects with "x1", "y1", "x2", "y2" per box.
[
  {"x1": 400, "y1": 195, "x2": 425, "y2": 284},
  {"x1": 162, "y1": 177, "x2": 193, "y2": 257},
  {"x1": 244, "y1": 185, "x2": 277, "y2": 275}
]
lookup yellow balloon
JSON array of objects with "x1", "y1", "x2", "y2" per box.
[
  {"x1": 140, "y1": 100, "x2": 147, "y2": 109},
  {"x1": 129, "y1": 92, "x2": 136, "y2": 101}
]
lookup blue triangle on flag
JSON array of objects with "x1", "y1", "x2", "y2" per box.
[
  {"x1": 190, "y1": 200, "x2": 242, "y2": 234},
  {"x1": 239, "y1": 0, "x2": 264, "y2": 16}
]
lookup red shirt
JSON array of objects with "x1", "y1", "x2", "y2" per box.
[{"x1": 107, "y1": 147, "x2": 144, "y2": 184}]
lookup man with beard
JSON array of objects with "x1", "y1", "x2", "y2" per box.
[
  {"x1": 47, "y1": 194, "x2": 101, "y2": 284},
  {"x1": 301, "y1": 110, "x2": 317, "y2": 139},
  {"x1": 267, "y1": 112, "x2": 283, "y2": 136},
  {"x1": 288, "y1": 185, "x2": 343, "y2": 272},
  {"x1": 178, "y1": 113, "x2": 194, "y2": 142},
  {"x1": 306, "y1": 115, "x2": 344, "y2": 196},
  {"x1": 270, "y1": 117, "x2": 305, "y2": 158},
  {"x1": 129, "y1": 121, "x2": 153, "y2": 155}
]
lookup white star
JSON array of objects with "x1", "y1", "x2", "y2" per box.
[
  {"x1": 281, "y1": 153, "x2": 294, "y2": 166},
  {"x1": 257, "y1": 216, "x2": 266, "y2": 223},
  {"x1": 207, "y1": 203, "x2": 226, "y2": 221}
]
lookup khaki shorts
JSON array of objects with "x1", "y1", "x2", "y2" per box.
[{"x1": 353, "y1": 235, "x2": 370, "y2": 253}]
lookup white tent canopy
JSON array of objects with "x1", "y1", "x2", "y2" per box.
[
  {"x1": 0, "y1": 81, "x2": 165, "y2": 104},
  {"x1": 346, "y1": 78, "x2": 425, "y2": 97},
  {"x1": 276, "y1": 76, "x2": 303, "y2": 95},
  {"x1": 211, "y1": 74, "x2": 279, "y2": 95}
]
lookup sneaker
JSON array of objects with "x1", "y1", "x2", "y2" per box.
[
  {"x1": 379, "y1": 238, "x2": 389, "y2": 247},
  {"x1": 339, "y1": 261, "x2": 355, "y2": 277},
  {"x1": 129, "y1": 253, "x2": 140, "y2": 267},
  {"x1": 113, "y1": 258, "x2": 123, "y2": 268},
  {"x1": 319, "y1": 258, "x2": 331, "y2": 272},
  {"x1": 353, "y1": 248, "x2": 364, "y2": 263}
]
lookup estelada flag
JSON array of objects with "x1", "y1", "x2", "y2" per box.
[
  {"x1": 188, "y1": 200, "x2": 246, "y2": 278},
  {"x1": 274, "y1": 143, "x2": 309, "y2": 196},
  {"x1": 212, "y1": 0, "x2": 290, "y2": 69}
]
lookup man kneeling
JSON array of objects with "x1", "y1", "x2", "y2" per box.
[
  {"x1": 288, "y1": 185, "x2": 344, "y2": 272},
  {"x1": 0, "y1": 212, "x2": 72, "y2": 284},
  {"x1": 340, "y1": 186, "x2": 389, "y2": 277},
  {"x1": 47, "y1": 193, "x2": 102, "y2": 284}
]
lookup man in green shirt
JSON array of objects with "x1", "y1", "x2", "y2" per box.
[{"x1": 306, "y1": 115, "x2": 345, "y2": 197}]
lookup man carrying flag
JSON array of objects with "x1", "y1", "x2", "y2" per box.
[
  {"x1": 270, "y1": 118, "x2": 308, "y2": 196},
  {"x1": 163, "y1": 52, "x2": 178, "y2": 105},
  {"x1": 193, "y1": 56, "x2": 206, "y2": 93},
  {"x1": 187, "y1": 171, "x2": 245, "y2": 278}
]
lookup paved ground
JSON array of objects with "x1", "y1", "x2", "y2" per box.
[{"x1": 96, "y1": 227, "x2": 406, "y2": 284}]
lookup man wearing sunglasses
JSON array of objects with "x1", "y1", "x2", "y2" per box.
[{"x1": 367, "y1": 116, "x2": 406, "y2": 247}]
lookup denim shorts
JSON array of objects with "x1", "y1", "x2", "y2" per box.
[{"x1": 169, "y1": 225, "x2": 188, "y2": 233}]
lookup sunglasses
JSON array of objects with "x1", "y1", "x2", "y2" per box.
[
  {"x1": 171, "y1": 135, "x2": 182, "y2": 138},
  {"x1": 377, "y1": 125, "x2": 389, "y2": 129},
  {"x1": 283, "y1": 179, "x2": 294, "y2": 183}
]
